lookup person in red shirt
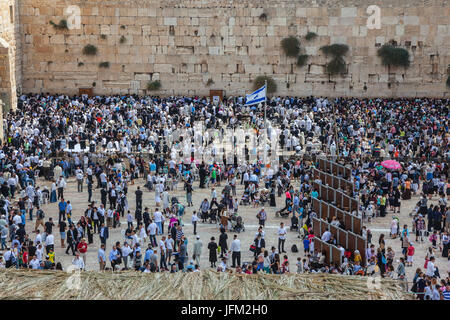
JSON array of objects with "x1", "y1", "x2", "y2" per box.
[
  {"x1": 21, "y1": 248, "x2": 29, "y2": 268},
  {"x1": 407, "y1": 242, "x2": 415, "y2": 267},
  {"x1": 77, "y1": 238, "x2": 88, "y2": 269}
]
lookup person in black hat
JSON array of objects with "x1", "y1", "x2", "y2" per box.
[{"x1": 208, "y1": 237, "x2": 218, "y2": 268}]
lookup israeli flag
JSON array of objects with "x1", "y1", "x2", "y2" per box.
[{"x1": 245, "y1": 85, "x2": 266, "y2": 106}]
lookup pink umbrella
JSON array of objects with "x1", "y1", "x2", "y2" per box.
[{"x1": 381, "y1": 160, "x2": 401, "y2": 170}]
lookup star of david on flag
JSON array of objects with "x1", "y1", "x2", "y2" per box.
[{"x1": 245, "y1": 85, "x2": 266, "y2": 106}]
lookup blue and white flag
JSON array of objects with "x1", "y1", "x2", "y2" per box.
[{"x1": 245, "y1": 85, "x2": 266, "y2": 106}]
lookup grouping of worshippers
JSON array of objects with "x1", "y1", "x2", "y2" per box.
[{"x1": 0, "y1": 93, "x2": 448, "y2": 299}]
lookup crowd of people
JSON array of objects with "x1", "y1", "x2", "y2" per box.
[{"x1": 0, "y1": 93, "x2": 448, "y2": 299}]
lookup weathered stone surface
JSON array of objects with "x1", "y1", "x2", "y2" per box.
[{"x1": 0, "y1": 0, "x2": 448, "y2": 108}]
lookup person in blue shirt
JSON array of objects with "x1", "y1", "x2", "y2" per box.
[
  {"x1": 302, "y1": 236, "x2": 310, "y2": 254},
  {"x1": 109, "y1": 245, "x2": 120, "y2": 270},
  {"x1": 56, "y1": 198, "x2": 67, "y2": 223},
  {"x1": 144, "y1": 244, "x2": 153, "y2": 262}
]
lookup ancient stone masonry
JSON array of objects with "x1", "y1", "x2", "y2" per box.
[
  {"x1": 0, "y1": 0, "x2": 21, "y2": 115},
  {"x1": 2, "y1": 0, "x2": 450, "y2": 100}
]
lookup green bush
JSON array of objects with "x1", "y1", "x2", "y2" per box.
[
  {"x1": 100, "y1": 34, "x2": 107, "y2": 40},
  {"x1": 326, "y1": 57, "x2": 347, "y2": 75},
  {"x1": 78, "y1": 62, "x2": 84, "y2": 67},
  {"x1": 253, "y1": 76, "x2": 277, "y2": 94},
  {"x1": 280, "y1": 36, "x2": 300, "y2": 57},
  {"x1": 447, "y1": 76, "x2": 450, "y2": 87},
  {"x1": 259, "y1": 13, "x2": 267, "y2": 21},
  {"x1": 305, "y1": 32, "x2": 318, "y2": 41},
  {"x1": 99, "y1": 62, "x2": 110, "y2": 68},
  {"x1": 147, "y1": 80, "x2": 162, "y2": 91},
  {"x1": 320, "y1": 44, "x2": 349, "y2": 57},
  {"x1": 50, "y1": 19, "x2": 68, "y2": 30},
  {"x1": 297, "y1": 54, "x2": 309, "y2": 67},
  {"x1": 206, "y1": 79, "x2": 214, "y2": 86},
  {"x1": 82, "y1": 44, "x2": 98, "y2": 56},
  {"x1": 377, "y1": 44, "x2": 410, "y2": 68},
  {"x1": 120, "y1": 35, "x2": 126, "y2": 44}
]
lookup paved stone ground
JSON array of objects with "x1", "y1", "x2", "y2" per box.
[{"x1": 24, "y1": 175, "x2": 448, "y2": 286}]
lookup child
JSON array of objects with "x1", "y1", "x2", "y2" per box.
[
  {"x1": 429, "y1": 231, "x2": 438, "y2": 249},
  {"x1": 48, "y1": 248, "x2": 55, "y2": 265},
  {"x1": 407, "y1": 242, "x2": 415, "y2": 267},
  {"x1": 303, "y1": 235, "x2": 310, "y2": 255},
  {"x1": 296, "y1": 257, "x2": 303, "y2": 273},
  {"x1": 303, "y1": 257, "x2": 310, "y2": 273}
]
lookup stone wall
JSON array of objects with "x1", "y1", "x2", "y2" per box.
[
  {"x1": 0, "y1": 0, "x2": 21, "y2": 115},
  {"x1": 15, "y1": 0, "x2": 450, "y2": 97}
]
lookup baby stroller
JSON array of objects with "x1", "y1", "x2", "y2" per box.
[
  {"x1": 290, "y1": 215, "x2": 299, "y2": 231},
  {"x1": 208, "y1": 208, "x2": 218, "y2": 224},
  {"x1": 240, "y1": 192, "x2": 250, "y2": 206},
  {"x1": 231, "y1": 215, "x2": 245, "y2": 233}
]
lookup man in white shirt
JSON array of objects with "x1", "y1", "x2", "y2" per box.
[
  {"x1": 426, "y1": 257, "x2": 437, "y2": 277},
  {"x1": 230, "y1": 234, "x2": 241, "y2": 268},
  {"x1": 278, "y1": 222, "x2": 287, "y2": 253},
  {"x1": 34, "y1": 230, "x2": 42, "y2": 246},
  {"x1": 12, "y1": 212, "x2": 22, "y2": 226},
  {"x1": 159, "y1": 236, "x2": 167, "y2": 270},
  {"x1": 45, "y1": 232, "x2": 54, "y2": 254},
  {"x1": 321, "y1": 228, "x2": 332, "y2": 243},
  {"x1": 121, "y1": 242, "x2": 133, "y2": 270},
  {"x1": 165, "y1": 234, "x2": 174, "y2": 265},
  {"x1": 72, "y1": 252, "x2": 85, "y2": 270},
  {"x1": 153, "y1": 210, "x2": 163, "y2": 235},
  {"x1": 75, "y1": 167, "x2": 84, "y2": 192},
  {"x1": 29, "y1": 255, "x2": 41, "y2": 269},
  {"x1": 147, "y1": 220, "x2": 158, "y2": 247}
]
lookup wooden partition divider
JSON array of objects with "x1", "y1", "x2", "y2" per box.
[
  {"x1": 312, "y1": 198, "x2": 321, "y2": 215},
  {"x1": 331, "y1": 245, "x2": 342, "y2": 265},
  {"x1": 353, "y1": 217, "x2": 362, "y2": 235},
  {"x1": 344, "y1": 213, "x2": 353, "y2": 231},
  {"x1": 332, "y1": 177, "x2": 340, "y2": 190},
  {"x1": 347, "y1": 232, "x2": 357, "y2": 253},
  {"x1": 329, "y1": 205, "x2": 336, "y2": 220},
  {"x1": 327, "y1": 187, "x2": 335, "y2": 204},
  {"x1": 323, "y1": 242, "x2": 332, "y2": 265},
  {"x1": 314, "y1": 238, "x2": 323, "y2": 254},
  {"x1": 335, "y1": 191, "x2": 343, "y2": 209},
  {"x1": 320, "y1": 185, "x2": 327, "y2": 201},
  {"x1": 320, "y1": 202, "x2": 329, "y2": 220},
  {"x1": 338, "y1": 228, "x2": 348, "y2": 248},
  {"x1": 312, "y1": 218, "x2": 321, "y2": 237}
]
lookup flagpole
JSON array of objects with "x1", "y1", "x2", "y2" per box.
[{"x1": 263, "y1": 80, "x2": 267, "y2": 174}]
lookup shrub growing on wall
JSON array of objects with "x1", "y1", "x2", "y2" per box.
[
  {"x1": 447, "y1": 76, "x2": 450, "y2": 88},
  {"x1": 147, "y1": 80, "x2": 162, "y2": 91},
  {"x1": 320, "y1": 44, "x2": 349, "y2": 76},
  {"x1": 82, "y1": 45, "x2": 98, "y2": 56},
  {"x1": 305, "y1": 32, "x2": 318, "y2": 41},
  {"x1": 50, "y1": 20, "x2": 68, "y2": 30},
  {"x1": 120, "y1": 36, "x2": 126, "y2": 44},
  {"x1": 297, "y1": 54, "x2": 309, "y2": 67},
  {"x1": 320, "y1": 44, "x2": 349, "y2": 57},
  {"x1": 325, "y1": 56, "x2": 347, "y2": 75},
  {"x1": 99, "y1": 62, "x2": 110, "y2": 68},
  {"x1": 253, "y1": 76, "x2": 277, "y2": 94},
  {"x1": 280, "y1": 36, "x2": 300, "y2": 57},
  {"x1": 377, "y1": 44, "x2": 410, "y2": 68}
]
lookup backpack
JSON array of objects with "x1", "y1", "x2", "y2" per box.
[
  {"x1": 37, "y1": 209, "x2": 45, "y2": 219},
  {"x1": 291, "y1": 244, "x2": 298, "y2": 253}
]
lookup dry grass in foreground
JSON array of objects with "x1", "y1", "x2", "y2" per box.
[{"x1": 0, "y1": 269, "x2": 412, "y2": 300}]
